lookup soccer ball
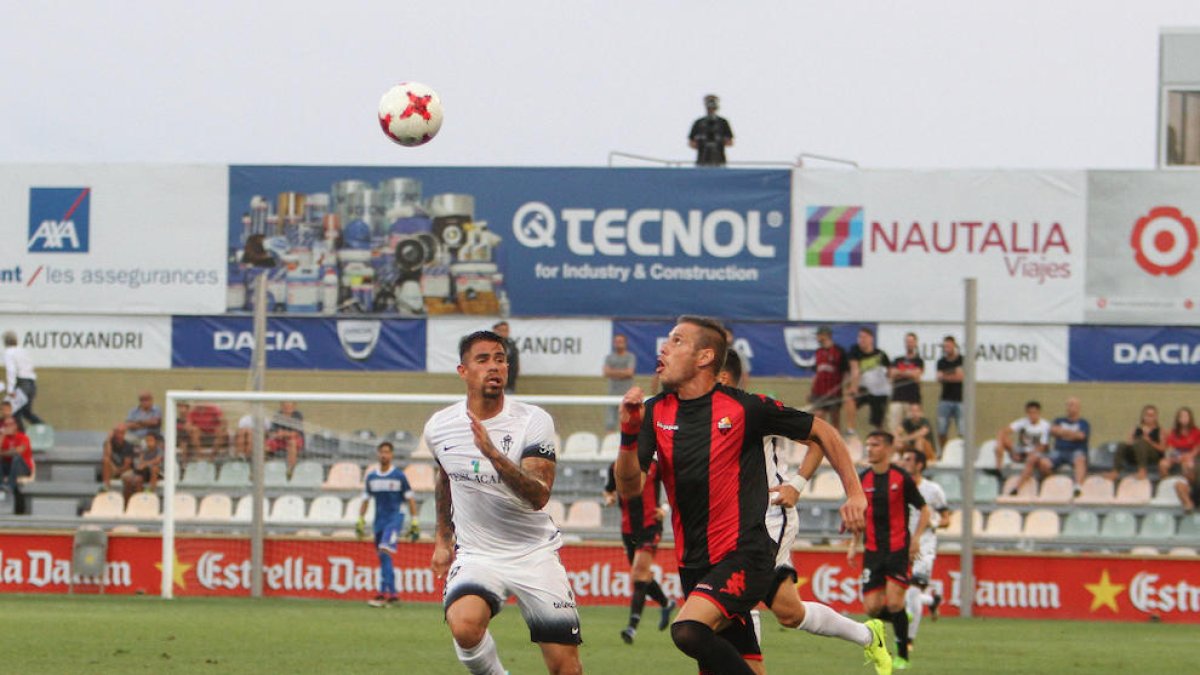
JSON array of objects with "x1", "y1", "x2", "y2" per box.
[{"x1": 378, "y1": 82, "x2": 443, "y2": 147}]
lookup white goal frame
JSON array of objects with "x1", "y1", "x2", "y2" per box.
[{"x1": 161, "y1": 389, "x2": 622, "y2": 599}]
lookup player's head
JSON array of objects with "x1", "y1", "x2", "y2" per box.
[
  {"x1": 717, "y1": 349, "x2": 742, "y2": 387},
  {"x1": 458, "y1": 330, "x2": 508, "y2": 399},
  {"x1": 900, "y1": 447, "x2": 927, "y2": 477},
  {"x1": 1025, "y1": 400, "x2": 1042, "y2": 422},
  {"x1": 865, "y1": 430, "x2": 895, "y2": 465},
  {"x1": 857, "y1": 327, "x2": 875, "y2": 350},
  {"x1": 377, "y1": 441, "x2": 394, "y2": 467},
  {"x1": 659, "y1": 315, "x2": 727, "y2": 390},
  {"x1": 2, "y1": 331, "x2": 16, "y2": 347}
]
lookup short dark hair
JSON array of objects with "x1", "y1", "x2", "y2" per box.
[
  {"x1": 459, "y1": 330, "x2": 505, "y2": 361},
  {"x1": 866, "y1": 430, "x2": 894, "y2": 446},
  {"x1": 146, "y1": 432, "x2": 163, "y2": 443},
  {"x1": 859, "y1": 327, "x2": 875, "y2": 338},
  {"x1": 492, "y1": 320, "x2": 508, "y2": 329},
  {"x1": 377, "y1": 441, "x2": 394, "y2": 453},
  {"x1": 1025, "y1": 401, "x2": 1041, "y2": 410},
  {"x1": 904, "y1": 447, "x2": 927, "y2": 470},
  {"x1": 943, "y1": 335, "x2": 957, "y2": 344},
  {"x1": 677, "y1": 315, "x2": 728, "y2": 375},
  {"x1": 720, "y1": 349, "x2": 743, "y2": 385}
]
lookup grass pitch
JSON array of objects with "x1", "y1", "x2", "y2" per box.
[{"x1": 0, "y1": 594, "x2": 1190, "y2": 673}]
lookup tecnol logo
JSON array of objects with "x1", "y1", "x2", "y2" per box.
[{"x1": 28, "y1": 187, "x2": 91, "y2": 253}]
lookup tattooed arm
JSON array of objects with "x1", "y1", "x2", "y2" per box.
[
  {"x1": 430, "y1": 462, "x2": 455, "y2": 579},
  {"x1": 468, "y1": 410, "x2": 555, "y2": 510}
]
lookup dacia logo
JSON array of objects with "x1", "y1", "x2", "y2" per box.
[
  {"x1": 337, "y1": 320, "x2": 381, "y2": 360},
  {"x1": 28, "y1": 187, "x2": 91, "y2": 253}
]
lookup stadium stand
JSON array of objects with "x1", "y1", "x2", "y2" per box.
[
  {"x1": 263, "y1": 459, "x2": 290, "y2": 488},
  {"x1": 997, "y1": 475, "x2": 1037, "y2": 504},
  {"x1": 1138, "y1": 511, "x2": 1176, "y2": 540},
  {"x1": 173, "y1": 492, "x2": 198, "y2": 521},
  {"x1": 810, "y1": 471, "x2": 846, "y2": 500},
  {"x1": 124, "y1": 492, "x2": 159, "y2": 520},
  {"x1": 562, "y1": 432, "x2": 599, "y2": 461},
  {"x1": 216, "y1": 462, "x2": 251, "y2": 489},
  {"x1": 322, "y1": 461, "x2": 362, "y2": 490},
  {"x1": 307, "y1": 494, "x2": 344, "y2": 525},
  {"x1": 180, "y1": 460, "x2": 217, "y2": 488},
  {"x1": 1062, "y1": 511, "x2": 1100, "y2": 539},
  {"x1": 267, "y1": 494, "x2": 306, "y2": 523},
  {"x1": 1099, "y1": 511, "x2": 1137, "y2": 539},
  {"x1": 404, "y1": 463, "x2": 435, "y2": 492},
  {"x1": 544, "y1": 498, "x2": 566, "y2": 524},
  {"x1": 1035, "y1": 475, "x2": 1075, "y2": 505},
  {"x1": 982, "y1": 508, "x2": 1022, "y2": 538},
  {"x1": 939, "y1": 438, "x2": 965, "y2": 467},
  {"x1": 1152, "y1": 476, "x2": 1185, "y2": 507},
  {"x1": 1022, "y1": 509, "x2": 1060, "y2": 539},
  {"x1": 288, "y1": 460, "x2": 324, "y2": 489},
  {"x1": 598, "y1": 432, "x2": 621, "y2": 460},
  {"x1": 84, "y1": 491, "x2": 123, "y2": 519},
  {"x1": 195, "y1": 493, "x2": 233, "y2": 522},
  {"x1": 1074, "y1": 475, "x2": 1115, "y2": 505},
  {"x1": 1114, "y1": 476, "x2": 1152, "y2": 505},
  {"x1": 945, "y1": 509, "x2": 983, "y2": 537},
  {"x1": 563, "y1": 500, "x2": 603, "y2": 530}
]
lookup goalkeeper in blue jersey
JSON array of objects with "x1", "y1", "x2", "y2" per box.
[{"x1": 357, "y1": 441, "x2": 420, "y2": 607}]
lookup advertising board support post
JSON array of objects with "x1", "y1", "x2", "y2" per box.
[
  {"x1": 961, "y1": 278, "x2": 978, "y2": 617},
  {"x1": 250, "y1": 276, "x2": 267, "y2": 598}
]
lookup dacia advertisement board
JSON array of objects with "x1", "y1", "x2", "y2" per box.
[{"x1": 1069, "y1": 325, "x2": 1200, "y2": 382}]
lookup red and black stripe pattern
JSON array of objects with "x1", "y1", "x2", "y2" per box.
[{"x1": 860, "y1": 465, "x2": 925, "y2": 553}]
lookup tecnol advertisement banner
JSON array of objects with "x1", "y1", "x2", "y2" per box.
[
  {"x1": 0, "y1": 165, "x2": 227, "y2": 314},
  {"x1": 791, "y1": 171, "x2": 1087, "y2": 323}
]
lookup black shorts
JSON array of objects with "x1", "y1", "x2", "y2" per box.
[
  {"x1": 862, "y1": 550, "x2": 910, "y2": 593},
  {"x1": 621, "y1": 524, "x2": 662, "y2": 563},
  {"x1": 679, "y1": 550, "x2": 775, "y2": 620},
  {"x1": 854, "y1": 391, "x2": 888, "y2": 428}
]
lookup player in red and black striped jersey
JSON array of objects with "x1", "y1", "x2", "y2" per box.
[
  {"x1": 614, "y1": 316, "x2": 875, "y2": 675},
  {"x1": 848, "y1": 430, "x2": 929, "y2": 668},
  {"x1": 604, "y1": 461, "x2": 676, "y2": 644}
]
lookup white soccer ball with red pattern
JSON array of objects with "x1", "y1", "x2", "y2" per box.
[{"x1": 377, "y1": 82, "x2": 443, "y2": 147}]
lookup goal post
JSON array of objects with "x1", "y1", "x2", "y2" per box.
[{"x1": 161, "y1": 389, "x2": 623, "y2": 600}]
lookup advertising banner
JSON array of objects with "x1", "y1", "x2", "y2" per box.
[
  {"x1": 876, "y1": 323, "x2": 1069, "y2": 383},
  {"x1": 171, "y1": 316, "x2": 425, "y2": 371},
  {"x1": 425, "y1": 318, "x2": 612, "y2": 377},
  {"x1": 0, "y1": 165, "x2": 227, "y2": 314},
  {"x1": 228, "y1": 166, "x2": 791, "y2": 319},
  {"x1": 1069, "y1": 325, "x2": 1200, "y2": 382},
  {"x1": 0, "y1": 315, "x2": 171, "y2": 369},
  {"x1": 790, "y1": 171, "x2": 1087, "y2": 323},
  {"x1": 2, "y1": 533, "x2": 1196, "y2": 622},
  {"x1": 1085, "y1": 171, "x2": 1200, "y2": 325}
]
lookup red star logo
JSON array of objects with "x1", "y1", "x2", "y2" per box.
[{"x1": 402, "y1": 91, "x2": 433, "y2": 121}]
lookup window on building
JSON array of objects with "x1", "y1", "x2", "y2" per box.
[{"x1": 1166, "y1": 90, "x2": 1200, "y2": 166}]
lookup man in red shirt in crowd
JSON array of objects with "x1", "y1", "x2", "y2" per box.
[
  {"x1": 809, "y1": 326, "x2": 848, "y2": 430},
  {"x1": 0, "y1": 416, "x2": 35, "y2": 498}
]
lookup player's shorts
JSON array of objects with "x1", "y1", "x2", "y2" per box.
[
  {"x1": 621, "y1": 524, "x2": 662, "y2": 563},
  {"x1": 679, "y1": 549, "x2": 775, "y2": 620},
  {"x1": 443, "y1": 550, "x2": 582, "y2": 645},
  {"x1": 374, "y1": 515, "x2": 405, "y2": 554},
  {"x1": 861, "y1": 550, "x2": 910, "y2": 593},
  {"x1": 764, "y1": 504, "x2": 799, "y2": 570},
  {"x1": 909, "y1": 535, "x2": 938, "y2": 585}
]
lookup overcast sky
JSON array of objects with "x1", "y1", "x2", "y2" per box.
[{"x1": 4, "y1": 1, "x2": 1199, "y2": 169}]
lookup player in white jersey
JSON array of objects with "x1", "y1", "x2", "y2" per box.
[
  {"x1": 899, "y1": 448, "x2": 949, "y2": 656},
  {"x1": 428, "y1": 330, "x2": 582, "y2": 675},
  {"x1": 717, "y1": 352, "x2": 893, "y2": 675}
]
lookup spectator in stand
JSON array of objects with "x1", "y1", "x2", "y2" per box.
[
  {"x1": 123, "y1": 432, "x2": 163, "y2": 501},
  {"x1": 0, "y1": 401, "x2": 12, "y2": 426},
  {"x1": 1175, "y1": 463, "x2": 1200, "y2": 513},
  {"x1": 935, "y1": 336, "x2": 965, "y2": 450},
  {"x1": 267, "y1": 401, "x2": 305, "y2": 478},
  {"x1": 492, "y1": 321, "x2": 520, "y2": 393},
  {"x1": 3, "y1": 330, "x2": 43, "y2": 426},
  {"x1": 895, "y1": 402, "x2": 935, "y2": 462},
  {"x1": 101, "y1": 423, "x2": 136, "y2": 492},
  {"x1": 809, "y1": 326, "x2": 849, "y2": 430},
  {"x1": 844, "y1": 327, "x2": 891, "y2": 436},
  {"x1": 183, "y1": 399, "x2": 229, "y2": 462},
  {"x1": 125, "y1": 391, "x2": 162, "y2": 442},
  {"x1": 1114, "y1": 404, "x2": 1167, "y2": 481},
  {"x1": 995, "y1": 401, "x2": 1050, "y2": 482},
  {"x1": 1011, "y1": 397, "x2": 1090, "y2": 497},
  {"x1": 1160, "y1": 406, "x2": 1200, "y2": 478},
  {"x1": 0, "y1": 416, "x2": 34, "y2": 497},
  {"x1": 888, "y1": 332, "x2": 925, "y2": 438},
  {"x1": 689, "y1": 94, "x2": 734, "y2": 167},
  {"x1": 602, "y1": 334, "x2": 637, "y2": 432}
]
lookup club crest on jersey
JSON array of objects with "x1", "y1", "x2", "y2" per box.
[
  {"x1": 470, "y1": 459, "x2": 481, "y2": 473},
  {"x1": 717, "y1": 416, "x2": 733, "y2": 433},
  {"x1": 501, "y1": 435, "x2": 513, "y2": 453}
]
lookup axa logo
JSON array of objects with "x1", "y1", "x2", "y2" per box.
[
  {"x1": 1130, "y1": 206, "x2": 1198, "y2": 277},
  {"x1": 28, "y1": 187, "x2": 91, "y2": 253},
  {"x1": 806, "y1": 206, "x2": 863, "y2": 267}
]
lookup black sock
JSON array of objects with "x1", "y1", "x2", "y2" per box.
[
  {"x1": 671, "y1": 620, "x2": 755, "y2": 675},
  {"x1": 889, "y1": 609, "x2": 910, "y2": 658},
  {"x1": 629, "y1": 581, "x2": 648, "y2": 627},
  {"x1": 645, "y1": 579, "x2": 668, "y2": 606}
]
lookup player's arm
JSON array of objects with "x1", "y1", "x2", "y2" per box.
[
  {"x1": 431, "y1": 461, "x2": 455, "y2": 578},
  {"x1": 936, "y1": 507, "x2": 952, "y2": 530},
  {"x1": 847, "y1": 359, "x2": 861, "y2": 393},
  {"x1": 467, "y1": 410, "x2": 554, "y2": 510},
  {"x1": 613, "y1": 387, "x2": 648, "y2": 499},
  {"x1": 769, "y1": 440, "x2": 822, "y2": 508},
  {"x1": 846, "y1": 532, "x2": 861, "y2": 567},
  {"x1": 905, "y1": 475, "x2": 929, "y2": 560},
  {"x1": 806, "y1": 416, "x2": 867, "y2": 533}
]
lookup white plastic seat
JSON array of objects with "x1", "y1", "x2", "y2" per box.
[
  {"x1": 1073, "y1": 476, "x2": 1115, "y2": 505},
  {"x1": 982, "y1": 508, "x2": 1022, "y2": 538},
  {"x1": 173, "y1": 492, "x2": 198, "y2": 521},
  {"x1": 263, "y1": 460, "x2": 290, "y2": 488},
  {"x1": 233, "y1": 495, "x2": 269, "y2": 523},
  {"x1": 563, "y1": 500, "x2": 602, "y2": 529},
  {"x1": 196, "y1": 493, "x2": 233, "y2": 522},
  {"x1": 410, "y1": 436, "x2": 433, "y2": 459},
  {"x1": 124, "y1": 492, "x2": 160, "y2": 520},
  {"x1": 404, "y1": 463, "x2": 436, "y2": 492},
  {"x1": 562, "y1": 432, "x2": 599, "y2": 461},
  {"x1": 307, "y1": 495, "x2": 345, "y2": 524},
  {"x1": 289, "y1": 461, "x2": 324, "y2": 488},
  {"x1": 996, "y1": 475, "x2": 1037, "y2": 504},
  {"x1": 1022, "y1": 509, "x2": 1060, "y2": 539},
  {"x1": 939, "y1": 438, "x2": 964, "y2": 468},
  {"x1": 180, "y1": 460, "x2": 216, "y2": 488},
  {"x1": 598, "y1": 433, "x2": 621, "y2": 460},
  {"x1": 84, "y1": 492, "x2": 124, "y2": 518},
  {"x1": 544, "y1": 498, "x2": 566, "y2": 523},
  {"x1": 343, "y1": 496, "x2": 374, "y2": 525},
  {"x1": 1114, "y1": 477, "x2": 1151, "y2": 505},
  {"x1": 810, "y1": 471, "x2": 845, "y2": 499},
  {"x1": 1035, "y1": 475, "x2": 1075, "y2": 504},
  {"x1": 944, "y1": 509, "x2": 983, "y2": 537},
  {"x1": 215, "y1": 461, "x2": 251, "y2": 488},
  {"x1": 268, "y1": 494, "x2": 307, "y2": 523},
  {"x1": 1152, "y1": 476, "x2": 1186, "y2": 507},
  {"x1": 322, "y1": 462, "x2": 363, "y2": 490}
]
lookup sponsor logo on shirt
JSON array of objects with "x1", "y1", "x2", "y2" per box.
[
  {"x1": 717, "y1": 416, "x2": 733, "y2": 434},
  {"x1": 655, "y1": 421, "x2": 678, "y2": 432}
]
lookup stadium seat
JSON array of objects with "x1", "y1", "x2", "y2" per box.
[
  {"x1": 845, "y1": 436, "x2": 864, "y2": 464},
  {"x1": 1099, "y1": 511, "x2": 1137, "y2": 539},
  {"x1": 598, "y1": 432, "x2": 621, "y2": 460},
  {"x1": 322, "y1": 462, "x2": 362, "y2": 490},
  {"x1": 1130, "y1": 546, "x2": 1160, "y2": 556},
  {"x1": 1114, "y1": 476, "x2": 1151, "y2": 505},
  {"x1": 306, "y1": 495, "x2": 343, "y2": 524},
  {"x1": 269, "y1": 494, "x2": 307, "y2": 523},
  {"x1": 124, "y1": 492, "x2": 160, "y2": 520},
  {"x1": 982, "y1": 508, "x2": 1022, "y2": 538},
  {"x1": 343, "y1": 496, "x2": 374, "y2": 525},
  {"x1": 996, "y1": 476, "x2": 1037, "y2": 504},
  {"x1": 1179, "y1": 513, "x2": 1200, "y2": 538},
  {"x1": 109, "y1": 524, "x2": 139, "y2": 534},
  {"x1": 289, "y1": 461, "x2": 324, "y2": 489},
  {"x1": 1168, "y1": 547, "x2": 1199, "y2": 557},
  {"x1": 84, "y1": 491, "x2": 124, "y2": 519},
  {"x1": 1035, "y1": 475, "x2": 1075, "y2": 505},
  {"x1": 944, "y1": 509, "x2": 982, "y2": 537},
  {"x1": 1151, "y1": 476, "x2": 1186, "y2": 507},
  {"x1": 309, "y1": 430, "x2": 339, "y2": 455},
  {"x1": 1138, "y1": 511, "x2": 1176, "y2": 539},
  {"x1": 936, "y1": 472, "x2": 962, "y2": 502},
  {"x1": 939, "y1": 438, "x2": 964, "y2": 468},
  {"x1": 26, "y1": 423, "x2": 54, "y2": 452},
  {"x1": 1088, "y1": 441, "x2": 1119, "y2": 471},
  {"x1": 562, "y1": 432, "x2": 599, "y2": 461},
  {"x1": 385, "y1": 429, "x2": 419, "y2": 456},
  {"x1": 973, "y1": 474, "x2": 1000, "y2": 503},
  {"x1": 233, "y1": 496, "x2": 269, "y2": 523},
  {"x1": 976, "y1": 440, "x2": 998, "y2": 468},
  {"x1": 405, "y1": 463, "x2": 436, "y2": 492},
  {"x1": 1022, "y1": 509, "x2": 1060, "y2": 539},
  {"x1": 410, "y1": 436, "x2": 433, "y2": 459},
  {"x1": 173, "y1": 492, "x2": 198, "y2": 521},
  {"x1": 215, "y1": 461, "x2": 251, "y2": 488},
  {"x1": 294, "y1": 529, "x2": 323, "y2": 538},
  {"x1": 1061, "y1": 510, "x2": 1100, "y2": 538},
  {"x1": 196, "y1": 493, "x2": 233, "y2": 522},
  {"x1": 264, "y1": 459, "x2": 290, "y2": 488},
  {"x1": 1073, "y1": 475, "x2": 1114, "y2": 505},
  {"x1": 417, "y1": 498, "x2": 437, "y2": 526},
  {"x1": 180, "y1": 460, "x2": 217, "y2": 488},
  {"x1": 563, "y1": 500, "x2": 603, "y2": 529},
  {"x1": 810, "y1": 471, "x2": 845, "y2": 500},
  {"x1": 544, "y1": 498, "x2": 566, "y2": 524}
]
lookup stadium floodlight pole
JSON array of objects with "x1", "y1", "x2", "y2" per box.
[
  {"x1": 162, "y1": 392, "x2": 179, "y2": 599},
  {"x1": 249, "y1": 276, "x2": 268, "y2": 598},
  {"x1": 960, "y1": 277, "x2": 978, "y2": 618}
]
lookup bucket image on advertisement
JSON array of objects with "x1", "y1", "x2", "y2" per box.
[{"x1": 287, "y1": 265, "x2": 321, "y2": 313}]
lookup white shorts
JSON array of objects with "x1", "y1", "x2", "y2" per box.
[
  {"x1": 765, "y1": 504, "x2": 800, "y2": 569},
  {"x1": 443, "y1": 550, "x2": 582, "y2": 645},
  {"x1": 910, "y1": 535, "x2": 938, "y2": 583}
]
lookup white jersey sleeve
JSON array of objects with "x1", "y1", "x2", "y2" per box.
[
  {"x1": 426, "y1": 399, "x2": 562, "y2": 559},
  {"x1": 911, "y1": 479, "x2": 947, "y2": 539}
]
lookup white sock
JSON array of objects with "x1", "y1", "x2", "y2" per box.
[
  {"x1": 751, "y1": 608, "x2": 762, "y2": 644},
  {"x1": 920, "y1": 591, "x2": 935, "y2": 606},
  {"x1": 453, "y1": 630, "x2": 506, "y2": 675},
  {"x1": 796, "y1": 601, "x2": 873, "y2": 646},
  {"x1": 906, "y1": 586, "x2": 923, "y2": 640}
]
